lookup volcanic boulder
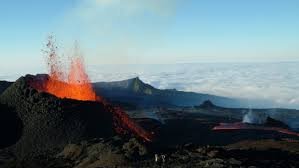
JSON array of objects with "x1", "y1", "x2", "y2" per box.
[
  {"x1": 0, "y1": 103, "x2": 22, "y2": 149},
  {"x1": 0, "y1": 75, "x2": 114, "y2": 158}
]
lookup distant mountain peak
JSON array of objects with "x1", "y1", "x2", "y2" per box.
[
  {"x1": 129, "y1": 77, "x2": 142, "y2": 84},
  {"x1": 128, "y1": 77, "x2": 155, "y2": 94},
  {"x1": 199, "y1": 100, "x2": 216, "y2": 108},
  {"x1": 93, "y1": 77, "x2": 157, "y2": 95},
  {"x1": 133, "y1": 76, "x2": 140, "y2": 80}
]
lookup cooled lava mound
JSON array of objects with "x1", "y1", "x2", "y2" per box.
[
  {"x1": 0, "y1": 104, "x2": 22, "y2": 149},
  {"x1": 265, "y1": 116, "x2": 290, "y2": 129},
  {"x1": 0, "y1": 74, "x2": 118, "y2": 158}
]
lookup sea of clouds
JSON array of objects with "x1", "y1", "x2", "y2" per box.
[
  {"x1": 87, "y1": 62, "x2": 299, "y2": 110},
  {"x1": 1, "y1": 62, "x2": 299, "y2": 109}
]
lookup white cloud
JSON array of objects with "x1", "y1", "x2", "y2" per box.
[{"x1": 88, "y1": 62, "x2": 299, "y2": 110}]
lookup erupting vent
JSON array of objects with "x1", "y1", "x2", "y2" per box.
[
  {"x1": 31, "y1": 36, "x2": 153, "y2": 142},
  {"x1": 44, "y1": 37, "x2": 97, "y2": 101}
]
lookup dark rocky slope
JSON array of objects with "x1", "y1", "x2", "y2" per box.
[
  {"x1": 0, "y1": 75, "x2": 114, "y2": 158},
  {"x1": 0, "y1": 81, "x2": 12, "y2": 95},
  {"x1": 0, "y1": 104, "x2": 22, "y2": 149}
]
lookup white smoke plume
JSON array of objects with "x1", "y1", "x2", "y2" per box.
[{"x1": 242, "y1": 109, "x2": 268, "y2": 125}]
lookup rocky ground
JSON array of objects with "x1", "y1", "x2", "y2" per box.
[
  {"x1": 0, "y1": 75, "x2": 115, "y2": 158},
  {"x1": 1, "y1": 75, "x2": 299, "y2": 167},
  {"x1": 1, "y1": 137, "x2": 299, "y2": 168}
]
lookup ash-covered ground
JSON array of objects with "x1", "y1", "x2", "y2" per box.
[{"x1": 1, "y1": 75, "x2": 299, "y2": 168}]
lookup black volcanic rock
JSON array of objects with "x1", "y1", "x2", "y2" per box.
[
  {"x1": 0, "y1": 103, "x2": 22, "y2": 149},
  {"x1": 265, "y1": 117, "x2": 289, "y2": 129},
  {"x1": 0, "y1": 80, "x2": 13, "y2": 95},
  {"x1": 0, "y1": 75, "x2": 114, "y2": 158}
]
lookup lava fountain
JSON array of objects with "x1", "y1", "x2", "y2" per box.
[
  {"x1": 43, "y1": 37, "x2": 97, "y2": 101},
  {"x1": 33, "y1": 36, "x2": 153, "y2": 142}
]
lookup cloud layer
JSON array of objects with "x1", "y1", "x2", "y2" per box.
[
  {"x1": 87, "y1": 62, "x2": 299, "y2": 109},
  {"x1": 1, "y1": 62, "x2": 299, "y2": 110}
]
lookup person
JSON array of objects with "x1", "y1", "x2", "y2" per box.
[
  {"x1": 161, "y1": 155, "x2": 166, "y2": 163},
  {"x1": 154, "y1": 154, "x2": 159, "y2": 162},
  {"x1": 154, "y1": 154, "x2": 166, "y2": 163}
]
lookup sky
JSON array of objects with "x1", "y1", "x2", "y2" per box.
[{"x1": 0, "y1": 0, "x2": 299, "y2": 70}]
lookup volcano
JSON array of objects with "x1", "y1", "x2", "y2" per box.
[
  {"x1": 0, "y1": 74, "x2": 114, "y2": 157},
  {"x1": 0, "y1": 74, "x2": 154, "y2": 158},
  {"x1": 42, "y1": 37, "x2": 152, "y2": 141},
  {"x1": 0, "y1": 38, "x2": 153, "y2": 158}
]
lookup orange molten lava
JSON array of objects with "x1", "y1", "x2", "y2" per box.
[
  {"x1": 39, "y1": 36, "x2": 153, "y2": 142},
  {"x1": 45, "y1": 57, "x2": 97, "y2": 101},
  {"x1": 43, "y1": 37, "x2": 97, "y2": 101}
]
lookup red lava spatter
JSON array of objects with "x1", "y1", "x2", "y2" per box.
[{"x1": 32, "y1": 36, "x2": 153, "y2": 142}]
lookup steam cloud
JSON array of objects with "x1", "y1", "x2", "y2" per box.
[{"x1": 242, "y1": 110, "x2": 268, "y2": 124}]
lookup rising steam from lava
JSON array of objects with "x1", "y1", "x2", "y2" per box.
[{"x1": 242, "y1": 109, "x2": 268, "y2": 125}]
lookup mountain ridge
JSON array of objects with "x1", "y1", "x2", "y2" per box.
[
  {"x1": 94, "y1": 77, "x2": 157, "y2": 95},
  {"x1": 0, "y1": 75, "x2": 284, "y2": 108},
  {"x1": 93, "y1": 77, "x2": 244, "y2": 108}
]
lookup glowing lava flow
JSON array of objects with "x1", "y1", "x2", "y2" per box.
[
  {"x1": 36, "y1": 36, "x2": 153, "y2": 142},
  {"x1": 212, "y1": 122, "x2": 299, "y2": 137}
]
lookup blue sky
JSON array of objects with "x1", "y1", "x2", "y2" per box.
[{"x1": 0, "y1": 0, "x2": 299, "y2": 69}]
